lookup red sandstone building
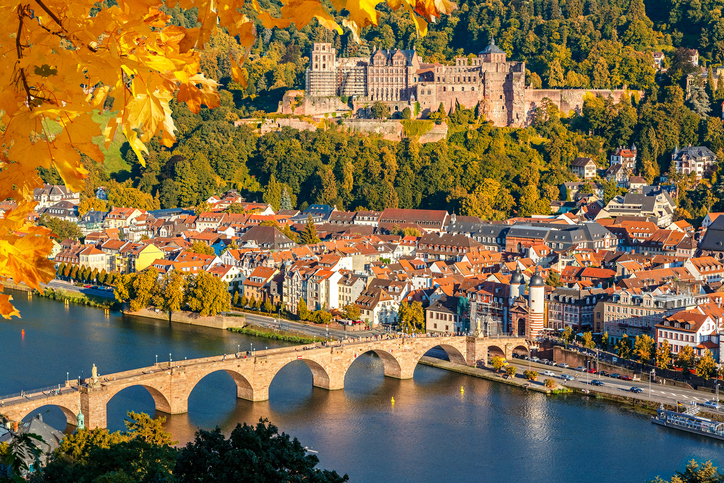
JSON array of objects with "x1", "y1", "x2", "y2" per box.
[{"x1": 303, "y1": 41, "x2": 633, "y2": 127}]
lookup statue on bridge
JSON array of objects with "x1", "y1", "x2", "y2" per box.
[
  {"x1": 76, "y1": 410, "x2": 85, "y2": 430},
  {"x1": 90, "y1": 364, "x2": 100, "y2": 387}
]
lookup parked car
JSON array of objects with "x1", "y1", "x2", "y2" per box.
[
  {"x1": 586, "y1": 369, "x2": 597, "y2": 374},
  {"x1": 559, "y1": 363, "x2": 569, "y2": 368},
  {"x1": 576, "y1": 366, "x2": 585, "y2": 372},
  {"x1": 610, "y1": 373, "x2": 621, "y2": 379},
  {"x1": 620, "y1": 375, "x2": 632, "y2": 381},
  {"x1": 598, "y1": 371, "x2": 610, "y2": 377},
  {"x1": 543, "y1": 370, "x2": 555, "y2": 377},
  {"x1": 629, "y1": 387, "x2": 643, "y2": 393},
  {"x1": 703, "y1": 401, "x2": 723, "y2": 410},
  {"x1": 591, "y1": 380, "x2": 604, "y2": 386},
  {"x1": 541, "y1": 359, "x2": 550, "y2": 365},
  {"x1": 549, "y1": 361, "x2": 558, "y2": 367},
  {"x1": 530, "y1": 357, "x2": 540, "y2": 363}
]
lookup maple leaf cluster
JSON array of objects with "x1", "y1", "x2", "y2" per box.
[{"x1": 0, "y1": 0, "x2": 453, "y2": 319}]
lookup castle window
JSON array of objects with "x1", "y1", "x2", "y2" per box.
[
  {"x1": 472, "y1": 87, "x2": 475, "y2": 91},
  {"x1": 323, "y1": 64, "x2": 326, "y2": 69},
  {"x1": 462, "y1": 86, "x2": 465, "y2": 91},
  {"x1": 315, "y1": 64, "x2": 318, "y2": 69},
  {"x1": 452, "y1": 87, "x2": 454, "y2": 91},
  {"x1": 443, "y1": 87, "x2": 446, "y2": 92}
]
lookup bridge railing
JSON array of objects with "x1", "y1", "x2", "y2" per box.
[
  {"x1": 0, "y1": 384, "x2": 77, "y2": 405},
  {"x1": 2, "y1": 333, "x2": 470, "y2": 403}
]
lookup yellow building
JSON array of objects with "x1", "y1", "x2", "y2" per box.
[{"x1": 129, "y1": 243, "x2": 165, "y2": 273}]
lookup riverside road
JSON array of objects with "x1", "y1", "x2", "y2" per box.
[{"x1": 510, "y1": 359, "x2": 723, "y2": 413}]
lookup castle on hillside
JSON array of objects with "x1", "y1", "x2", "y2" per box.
[{"x1": 297, "y1": 41, "x2": 634, "y2": 127}]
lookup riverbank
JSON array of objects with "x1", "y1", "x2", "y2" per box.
[
  {"x1": 227, "y1": 326, "x2": 327, "y2": 344},
  {"x1": 418, "y1": 356, "x2": 566, "y2": 395},
  {"x1": 6, "y1": 284, "x2": 118, "y2": 310}
]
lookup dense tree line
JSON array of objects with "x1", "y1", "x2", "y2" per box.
[{"x1": 0, "y1": 412, "x2": 347, "y2": 482}]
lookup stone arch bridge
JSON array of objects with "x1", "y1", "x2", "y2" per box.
[{"x1": 0, "y1": 335, "x2": 528, "y2": 429}]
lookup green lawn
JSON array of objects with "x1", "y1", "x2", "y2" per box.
[{"x1": 91, "y1": 110, "x2": 130, "y2": 177}]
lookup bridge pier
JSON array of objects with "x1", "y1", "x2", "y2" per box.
[{"x1": 80, "y1": 386, "x2": 107, "y2": 430}]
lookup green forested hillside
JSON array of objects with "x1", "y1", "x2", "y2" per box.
[
  {"x1": 190, "y1": 0, "x2": 724, "y2": 104},
  {"x1": 39, "y1": 0, "x2": 724, "y2": 225}
]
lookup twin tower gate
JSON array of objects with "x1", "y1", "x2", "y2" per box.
[{"x1": 1, "y1": 335, "x2": 529, "y2": 429}]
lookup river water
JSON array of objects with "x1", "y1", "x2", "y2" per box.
[{"x1": 0, "y1": 294, "x2": 721, "y2": 482}]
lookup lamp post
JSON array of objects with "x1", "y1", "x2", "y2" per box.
[
  {"x1": 155, "y1": 354, "x2": 158, "y2": 365},
  {"x1": 649, "y1": 369, "x2": 655, "y2": 398},
  {"x1": 66, "y1": 372, "x2": 69, "y2": 385},
  {"x1": 586, "y1": 360, "x2": 590, "y2": 385},
  {"x1": 169, "y1": 353, "x2": 172, "y2": 365},
  {"x1": 716, "y1": 381, "x2": 720, "y2": 405}
]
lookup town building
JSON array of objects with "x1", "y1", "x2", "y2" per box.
[
  {"x1": 595, "y1": 288, "x2": 696, "y2": 343},
  {"x1": 426, "y1": 295, "x2": 462, "y2": 334},
  {"x1": 546, "y1": 288, "x2": 608, "y2": 332},
  {"x1": 656, "y1": 307, "x2": 719, "y2": 359},
  {"x1": 672, "y1": 146, "x2": 718, "y2": 180},
  {"x1": 610, "y1": 145, "x2": 637, "y2": 171},
  {"x1": 571, "y1": 157, "x2": 597, "y2": 179},
  {"x1": 33, "y1": 184, "x2": 80, "y2": 209}
]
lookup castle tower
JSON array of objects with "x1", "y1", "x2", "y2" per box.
[
  {"x1": 306, "y1": 43, "x2": 337, "y2": 96},
  {"x1": 509, "y1": 269, "x2": 524, "y2": 304},
  {"x1": 479, "y1": 38, "x2": 506, "y2": 64},
  {"x1": 528, "y1": 267, "x2": 546, "y2": 338}
]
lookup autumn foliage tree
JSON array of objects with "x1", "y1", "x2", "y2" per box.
[
  {"x1": 0, "y1": 0, "x2": 448, "y2": 320},
  {"x1": 186, "y1": 271, "x2": 231, "y2": 316}
]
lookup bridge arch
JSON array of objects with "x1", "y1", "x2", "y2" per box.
[
  {"x1": 271, "y1": 358, "x2": 336, "y2": 392},
  {"x1": 512, "y1": 345, "x2": 529, "y2": 357},
  {"x1": 487, "y1": 344, "x2": 506, "y2": 359},
  {"x1": 19, "y1": 404, "x2": 77, "y2": 428},
  {"x1": 426, "y1": 343, "x2": 467, "y2": 366},
  {"x1": 189, "y1": 368, "x2": 256, "y2": 403},
  {"x1": 105, "y1": 383, "x2": 173, "y2": 415},
  {"x1": 350, "y1": 349, "x2": 404, "y2": 379}
]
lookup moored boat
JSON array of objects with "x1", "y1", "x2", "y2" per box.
[{"x1": 651, "y1": 406, "x2": 724, "y2": 441}]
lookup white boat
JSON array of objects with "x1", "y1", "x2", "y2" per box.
[{"x1": 651, "y1": 407, "x2": 724, "y2": 441}]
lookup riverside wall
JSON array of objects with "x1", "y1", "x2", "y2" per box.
[{"x1": 124, "y1": 308, "x2": 242, "y2": 330}]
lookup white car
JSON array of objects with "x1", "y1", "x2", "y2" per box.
[
  {"x1": 530, "y1": 357, "x2": 540, "y2": 363},
  {"x1": 543, "y1": 370, "x2": 555, "y2": 377},
  {"x1": 559, "y1": 363, "x2": 569, "y2": 368}
]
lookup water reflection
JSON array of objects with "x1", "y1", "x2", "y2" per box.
[{"x1": 4, "y1": 296, "x2": 724, "y2": 482}]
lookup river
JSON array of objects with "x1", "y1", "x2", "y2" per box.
[{"x1": 0, "y1": 294, "x2": 721, "y2": 482}]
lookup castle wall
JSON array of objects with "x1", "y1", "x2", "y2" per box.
[
  {"x1": 524, "y1": 89, "x2": 635, "y2": 124},
  {"x1": 279, "y1": 92, "x2": 352, "y2": 116},
  {"x1": 259, "y1": 118, "x2": 319, "y2": 134},
  {"x1": 340, "y1": 120, "x2": 448, "y2": 143}
]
